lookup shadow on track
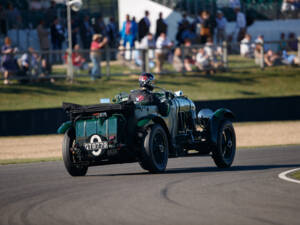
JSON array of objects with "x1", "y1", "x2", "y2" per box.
[{"x1": 87, "y1": 164, "x2": 300, "y2": 177}]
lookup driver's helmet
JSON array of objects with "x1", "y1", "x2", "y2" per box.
[{"x1": 139, "y1": 72, "x2": 155, "y2": 89}]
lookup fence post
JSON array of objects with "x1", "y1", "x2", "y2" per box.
[
  {"x1": 260, "y1": 41, "x2": 264, "y2": 70},
  {"x1": 142, "y1": 49, "x2": 150, "y2": 73},
  {"x1": 105, "y1": 47, "x2": 111, "y2": 78},
  {"x1": 298, "y1": 36, "x2": 300, "y2": 63},
  {"x1": 222, "y1": 41, "x2": 228, "y2": 70}
]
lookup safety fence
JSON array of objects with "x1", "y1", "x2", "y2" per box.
[{"x1": 0, "y1": 39, "x2": 300, "y2": 82}]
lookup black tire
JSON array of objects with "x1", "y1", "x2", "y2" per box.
[
  {"x1": 139, "y1": 124, "x2": 169, "y2": 173},
  {"x1": 62, "y1": 128, "x2": 88, "y2": 176},
  {"x1": 212, "y1": 120, "x2": 236, "y2": 168}
]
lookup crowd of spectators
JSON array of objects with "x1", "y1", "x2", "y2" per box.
[
  {"x1": 0, "y1": 1, "x2": 299, "y2": 84},
  {"x1": 239, "y1": 32, "x2": 299, "y2": 67}
]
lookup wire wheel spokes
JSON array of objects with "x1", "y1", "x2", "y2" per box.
[
  {"x1": 221, "y1": 128, "x2": 233, "y2": 159},
  {"x1": 153, "y1": 132, "x2": 166, "y2": 165}
]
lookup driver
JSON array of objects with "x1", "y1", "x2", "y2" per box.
[{"x1": 128, "y1": 72, "x2": 160, "y2": 105}]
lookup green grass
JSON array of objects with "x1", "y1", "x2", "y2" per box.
[
  {"x1": 290, "y1": 170, "x2": 300, "y2": 180},
  {"x1": 0, "y1": 157, "x2": 62, "y2": 165},
  {"x1": 0, "y1": 56, "x2": 300, "y2": 111}
]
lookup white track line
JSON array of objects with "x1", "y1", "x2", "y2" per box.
[{"x1": 278, "y1": 168, "x2": 300, "y2": 184}]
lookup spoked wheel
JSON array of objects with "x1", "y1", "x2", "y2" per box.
[
  {"x1": 139, "y1": 124, "x2": 169, "y2": 173},
  {"x1": 212, "y1": 120, "x2": 236, "y2": 168},
  {"x1": 62, "y1": 128, "x2": 88, "y2": 176}
]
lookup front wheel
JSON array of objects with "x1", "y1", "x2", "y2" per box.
[
  {"x1": 139, "y1": 124, "x2": 169, "y2": 173},
  {"x1": 62, "y1": 128, "x2": 88, "y2": 176},
  {"x1": 212, "y1": 120, "x2": 236, "y2": 168}
]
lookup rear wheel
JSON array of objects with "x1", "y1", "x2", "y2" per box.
[
  {"x1": 139, "y1": 124, "x2": 169, "y2": 173},
  {"x1": 62, "y1": 128, "x2": 88, "y2": 176},
  {"x1": 212, "y1": 120, "x2": 236, "y2": 168}
]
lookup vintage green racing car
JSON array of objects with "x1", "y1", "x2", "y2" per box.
[{"x1": 58, "y1": 73, "x2": 236, "y2": 176}]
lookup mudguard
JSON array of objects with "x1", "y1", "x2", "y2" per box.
[
  {"x1": 209, "y1": 108, "x2": 235, "y2": 146},
  {"x1": 57, "y1": 121, "x2": 72, "y2": 134}
]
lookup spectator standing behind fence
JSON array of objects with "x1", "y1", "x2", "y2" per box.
[
  {"x1": 121, "y1": 15, "x2": 135, "y2": 49},
  {"x1": 131, "y1": 17, "x2": 138, "y2": 43},
  {"x1": 196, "y1": 47, "x2": 210, "y2": 72},
  {"x1": 155, "y1": 32, "x2": 173, "y2": 73},
  {"x1": 107, "y1": 17, "x2": 119, "y2": 49},
  {"x1": 240, "y1": 34, "x2": 253, "y2": 57},
  {"x1": 136, "y1": 33, "x2": 156, "y2": 68},
  {"x1": 51, "y1": 18, "x2": 65, "y2": 63},
  {"x1": 176, "y1": 13, "x2": 190, "y2": 45},
  {"x1": 192, "y1": 11, "x2": 203, "y2": 44},
  {"x1": 90, "y1": 34, "x2": 108, "y2": 80},
  {"x1": 216, "y1": 10, "x2": 227, "y2": 45},
  {"x1": 93, "y1": 16, "x2": 107, "y2": 37},
  {"x1": 138, "y1": 11, "x2": 151, "y2": 42},
  {"x1": 200, "y1": 11, "x2": 211, "y2": 44},
  {"x1": 1, "y1": 37, "x2": 19, "y2": 85},
  {"x1": 6, "y1": 3, "x2": 22, "y2": 29},
  {"x1": 71, "y1": 18, "x2": 80, "y2": 48},
  {"x1": 172, "y1": 48, "x2": 184, "y2": 72},
  {"x1": 0, "y1": 4, "x2": 7, "y2": 36},
  {"x1": 155, "y1": 12, "x2": 168, "y2": 40},
  {"x1": 37, "y1": 19, "x2": 51, "y2": 74},
  {"x1": 80, "y1": 16, "x2": 94, "y2": 49},
  {"x1": 278, "y1": 33, "x2": 287, "y2": 52},
  {"x1": 288, "y1": 32, "x2": 298, "y2": 51},
  {"x1": 234, "y1": 6, "x2": 246, "y2": 42}
]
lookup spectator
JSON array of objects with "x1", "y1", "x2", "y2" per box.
[
  {"x1": 121, "y1": 15, "x2": 135, "y2": 49},
  {"x1": 20, "y1": 47, "x2": 41, "y2": 78},
  {"x1": 200, "y1": 11, "x2": 211, "y2": 44},
  {"x1": 240, "y1": 34, "x2": 253, "y2": 57},
  {"x1": 131, "y1": 16, "x2": 138, "y2": 43},
  {"x1": 80, "y1": 15, "x2": 94, "y2": 49},
  {"x1": 93, "y1": 16, "x2": 107, "y2": 37},
  {"x1": 192, "y1": 11, "x2": 203, "y2": 44},
  {"x1": 278, "y1": 33, "x2": 287, "y2": 52},
  {"x1": 155, "y1": 12, "x2": 168, "y2": 40},
  {"x1": 281, "y1": 50, "x2": 300, "y2": 65},
  {"x1": 183, "y1": 39, "x2": 195, "y2": 72},
  {"x1": 71, "y1": 18, "x2": 80, "y2": 48},
  {"x1": 204, "y1": 37, "x2": 220, "y2": 70},
  {"x1": 172, "y1": 48, "x2": 184, "y2": 72},
  {"x1": 176, "y1": 13, "x2": 190, "y2": 45},
  {"x1": 234, "y1": 6, "x2": 246, "y2": 42},
  {"x1": 1, "y1": 37, "x2": 19, "y2": 85},
  {"x1": 216, "y1": 10, "x2": 227, "y2": 45},
  {"x1": 64, "y1": 44, "x2": 88, "y2": 71},
  {"x1": 106, "y1": 17, "x2": 119, "y2": 49},
  {"x1": 138, "y1": 11, "x2": 151, "y2": 42},
  {"x1": 136, "y1": 33, "x2": 156, "y2": 68},
  {"x1": 6, "y1": 3, "x2": 22, "y2": 29},
  {"x1": 230, "y1": 0, "x2": 241, "y2": 8},
  {"x1": 45, "y1": 0, "x2": 57, "y2": 27},
  {"x1": 264, "y1": 50, "x2": 281, "y2": 67},
  {"x1": 0, "y1": 4, "x2": 7, "y2": 36},
  {"x1": 254, "y1": 42, "x2": 263, "y2": 65},
  {"x1": 37, "y1": 19, "x2": 51, "y2": 73},
  {"x1": 287, "y1": 32, "x2": 297, "y2": 51},
  {"x1": 195, "y1": 47, "x2": 210, "y2": 71},
  {"x1": 155, "y1": 32, "x2": 173, "y2": 73},
  {"x1": 181, "y1": 26, "x2": 196, "y2": 44},
  {"x1": 50, "y1": 17, "x2": 65, "y2": 63},
  {"x1": 90, "y1": 34, "x2": 108, "y2": 80}
]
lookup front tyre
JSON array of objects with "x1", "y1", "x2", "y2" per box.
[
  {"x1": 212, "y1": 120, "x2": 236, "y2": 168},
  {"x1": 62, "y1": 128, "x2": 88, "y2": 176},
  {"x1": 139, "y1": 124, "x2": 169, "y2": 173}
]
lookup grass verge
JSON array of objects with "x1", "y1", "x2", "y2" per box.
[
  {"x1": 0, "y1": 55, "x2": 300, "y2": 111},
  {"x1": 0, "y1": 157, "x2": 62, "y2": 165},
  {"x1": 290, "y1": 170, "x2": 300, "y2": 180}
]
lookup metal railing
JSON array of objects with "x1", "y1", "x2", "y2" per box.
[{"x1": 1, "y1": 38, "x2": 300, "y2": 82}]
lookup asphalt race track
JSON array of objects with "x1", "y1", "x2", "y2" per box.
[{"x1": 1, "y1": 145, "x2": 300, "y2": 225}]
